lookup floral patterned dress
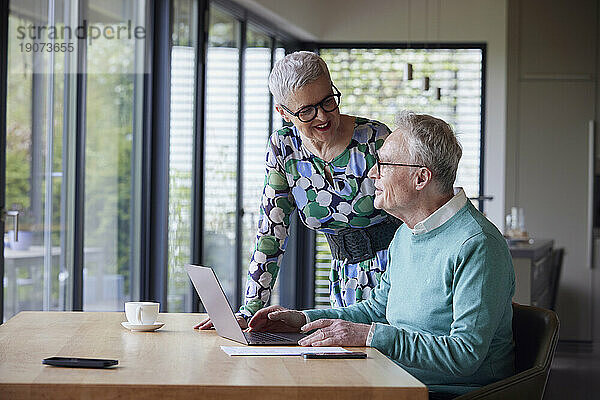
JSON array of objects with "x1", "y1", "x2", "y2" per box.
[{"x1": 239, "y1": 117, "x2": 395, "y2": 318}]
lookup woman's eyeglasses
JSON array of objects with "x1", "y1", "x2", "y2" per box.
[
  {"x1": 280, "y1": 84, "x2": 341, "y2": 123},
  {"x1": 374, "y1": 152, "x2": 427, "y2": 178}
]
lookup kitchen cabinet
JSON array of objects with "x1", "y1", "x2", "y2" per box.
[{"x1": 510, "y1": 239, "x2": 554, "y2": 308}]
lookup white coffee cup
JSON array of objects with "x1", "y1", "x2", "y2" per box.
[{"x1": 125, "y1": 302, "x2": 160, "y2": 325}]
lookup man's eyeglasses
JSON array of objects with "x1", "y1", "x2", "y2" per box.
[
  {"x1": 374, "y1": 152, "x2": 427, "y2": 178},
  {"x1": 280, "y1": 84, "x2": 341, "y2": 123}
]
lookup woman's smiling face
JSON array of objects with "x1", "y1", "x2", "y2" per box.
[{"x1": 277, "y1": 74, "x2": 341, "y2": 144}]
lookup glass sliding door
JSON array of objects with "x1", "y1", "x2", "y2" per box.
[
  {"x1": 4, "y1": 1, "x2": 70, "y2": 321},
  {"x1": 203, "y1": 5, "x2": 240, "y2": 305},
  {"x1": 82, "y1": 0, "x2": 146, "y2": 311},
  {"x1": 3, "y1": 0, "x2": 147, "y2": 320},
  {"x1": 2, "y1": 0, "x2": 294, "y2": 321},
  {"x1": 5, "y1": 8, "x2": 44, "y2": 320},
  {"x1": 167, "y1": 0, "x2": 197, "y2": 312}
]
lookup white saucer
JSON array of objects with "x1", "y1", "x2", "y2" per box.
[{"x1": 121, "y1": 321, "x2": 164, "y2": 332}]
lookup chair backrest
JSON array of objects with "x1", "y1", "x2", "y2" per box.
[
  {"x1": 455, "y1": 303, "x2": 559, "y2": 400},
  {"x1": 513, "y1": 303, "x2": 559, "y2": 373},
  {"x1": 549, "y1": 248, "x2": 564, "y2": 311}
]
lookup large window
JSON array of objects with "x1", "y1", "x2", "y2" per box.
[
  {"x1": 3, "y1": 0, "x2": 147, "y2": 320},
  {"x1": 167, "y1": 0, "x2": 197, "y2": 312},
  {"x1": 4, "y1": 10, "x2": 54, "y2": 320},
  {"x1": 314, "y1": 47, "x2": 484, "y2": 307},
  {"x1": 2, "y1": 0, "x2": 292, "y2": 321},
  {"x1": 83, "y1": 1, "x2": 146, "y2": 311}
]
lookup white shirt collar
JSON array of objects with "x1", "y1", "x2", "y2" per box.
[{"x1": 412, "y1": 187, "x2": 468, "y2": 235}]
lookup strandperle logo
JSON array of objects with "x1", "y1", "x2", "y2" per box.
[
  {"x1": 11, "y1": 18, "x2": 149, "y2": 74},
  {"x1": 16, "y1": 19, "x2": 146, "y2": 45}
]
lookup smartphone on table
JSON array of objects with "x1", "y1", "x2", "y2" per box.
[
  {"x1": 302, "y1": 351, "x2": 367, "y2": 359},
  {"x1": 42, "y1": 357, "x2": 118, "y2": 368}
]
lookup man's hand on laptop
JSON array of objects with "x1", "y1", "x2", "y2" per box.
[
  {"x1": 193, "y1": 314, "x2": 248, "y2": 330},
  {"x1": 248, "y1": 305, "x2": 307, "y2": 333},
  {"x1": 298, "y1": 319, "x2": 371, "y2": 347}
]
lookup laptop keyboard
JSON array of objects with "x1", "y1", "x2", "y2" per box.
[{"x1": 244, "y1": 331, "x2": 295, "y2": 344}]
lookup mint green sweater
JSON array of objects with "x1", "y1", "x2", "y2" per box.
[{"x1": 304, "y1": 202, "x2": 515, "y2": 396}]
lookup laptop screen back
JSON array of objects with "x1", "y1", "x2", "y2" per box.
[{"x1": 185, "y1": 264, "x2": 247, "y2": 344}]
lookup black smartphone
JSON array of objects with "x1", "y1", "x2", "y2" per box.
[
  {"x1": 302, "y1": 351, "x2": 367, "y2": 359},
  {"x1": 42, "y1": 357, "x2": 118, "y2": 369}
]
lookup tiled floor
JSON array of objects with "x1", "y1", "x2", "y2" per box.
[{"x1": 544, "y1": 344, "x2": 600, "y2": 400}]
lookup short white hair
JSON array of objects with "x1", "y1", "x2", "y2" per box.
[
  {"x1": 394, "y1": 111, "x2": 462, "y2": 194},
  {"x1": 268, "y1": 51, "x2": 331, "y2": 105}
]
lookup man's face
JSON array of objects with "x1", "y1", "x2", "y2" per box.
[{"x1": 367, "y1": 131, "x2": 417, "y2": 217}]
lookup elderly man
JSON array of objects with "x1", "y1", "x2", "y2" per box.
[{"x1": 248, "y1": 111, "x2": 515, "y2": 397}]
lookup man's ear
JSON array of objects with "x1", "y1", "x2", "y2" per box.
[
  {"x1": 274, "y1": 104, "x2": 292, "y2": 123},
  {"x1": 414, "y1": 167, "x2": 432, "y2": 191}
]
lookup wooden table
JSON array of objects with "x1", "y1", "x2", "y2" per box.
[{"x1": 0, "y1": 312, "x2": 427, "y2": 399}]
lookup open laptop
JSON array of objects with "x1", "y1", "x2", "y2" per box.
[{"x1": 185, "y1": 264, "x2": 307, "y2": 345}]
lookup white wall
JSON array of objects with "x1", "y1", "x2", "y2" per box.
[{"x1": 234, "y1": 0, "x2": 508, "y2": 228}]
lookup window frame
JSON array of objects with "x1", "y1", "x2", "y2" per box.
[{"x1": 0, "y1": 0, "x2": 8, "y2": 323}]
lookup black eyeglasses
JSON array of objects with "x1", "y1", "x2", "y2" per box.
[
  {"x1": 374, "y1": 152, "x2": 427, "y2": 178},
  {"x1": 279, "y1": 84, "x2": 341, "y2": 123}
]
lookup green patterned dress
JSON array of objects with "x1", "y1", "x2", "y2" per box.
[{"x1": 239, "y1": 117, "x2": 395, "y2": 318}]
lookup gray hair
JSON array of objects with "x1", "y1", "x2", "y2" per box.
[
  {"x1": 268, "y1": 51, "x2": 331, "y2": 105},
  {"x1": 394, "y1": 111, "x2": 462, "y2": 194}
]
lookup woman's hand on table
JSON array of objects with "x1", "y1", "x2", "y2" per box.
[
  {"x1": 248, "y1": 305, "x2": 307, "y2": 333},
  {"x1": 298, "y1": 319, "x2": 371, "y2": 347},
  {"x1": 194, "y1": 314, "x2": 248, "y2": 330}
]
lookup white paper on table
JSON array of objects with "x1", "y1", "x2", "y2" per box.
[{"x1": 220, "y1": 346, "x2": 350, "y2": 356}]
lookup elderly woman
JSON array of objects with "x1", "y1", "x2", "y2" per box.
[{"x1": 196, "y1": 51, "x2": 400, "y2": 329}]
